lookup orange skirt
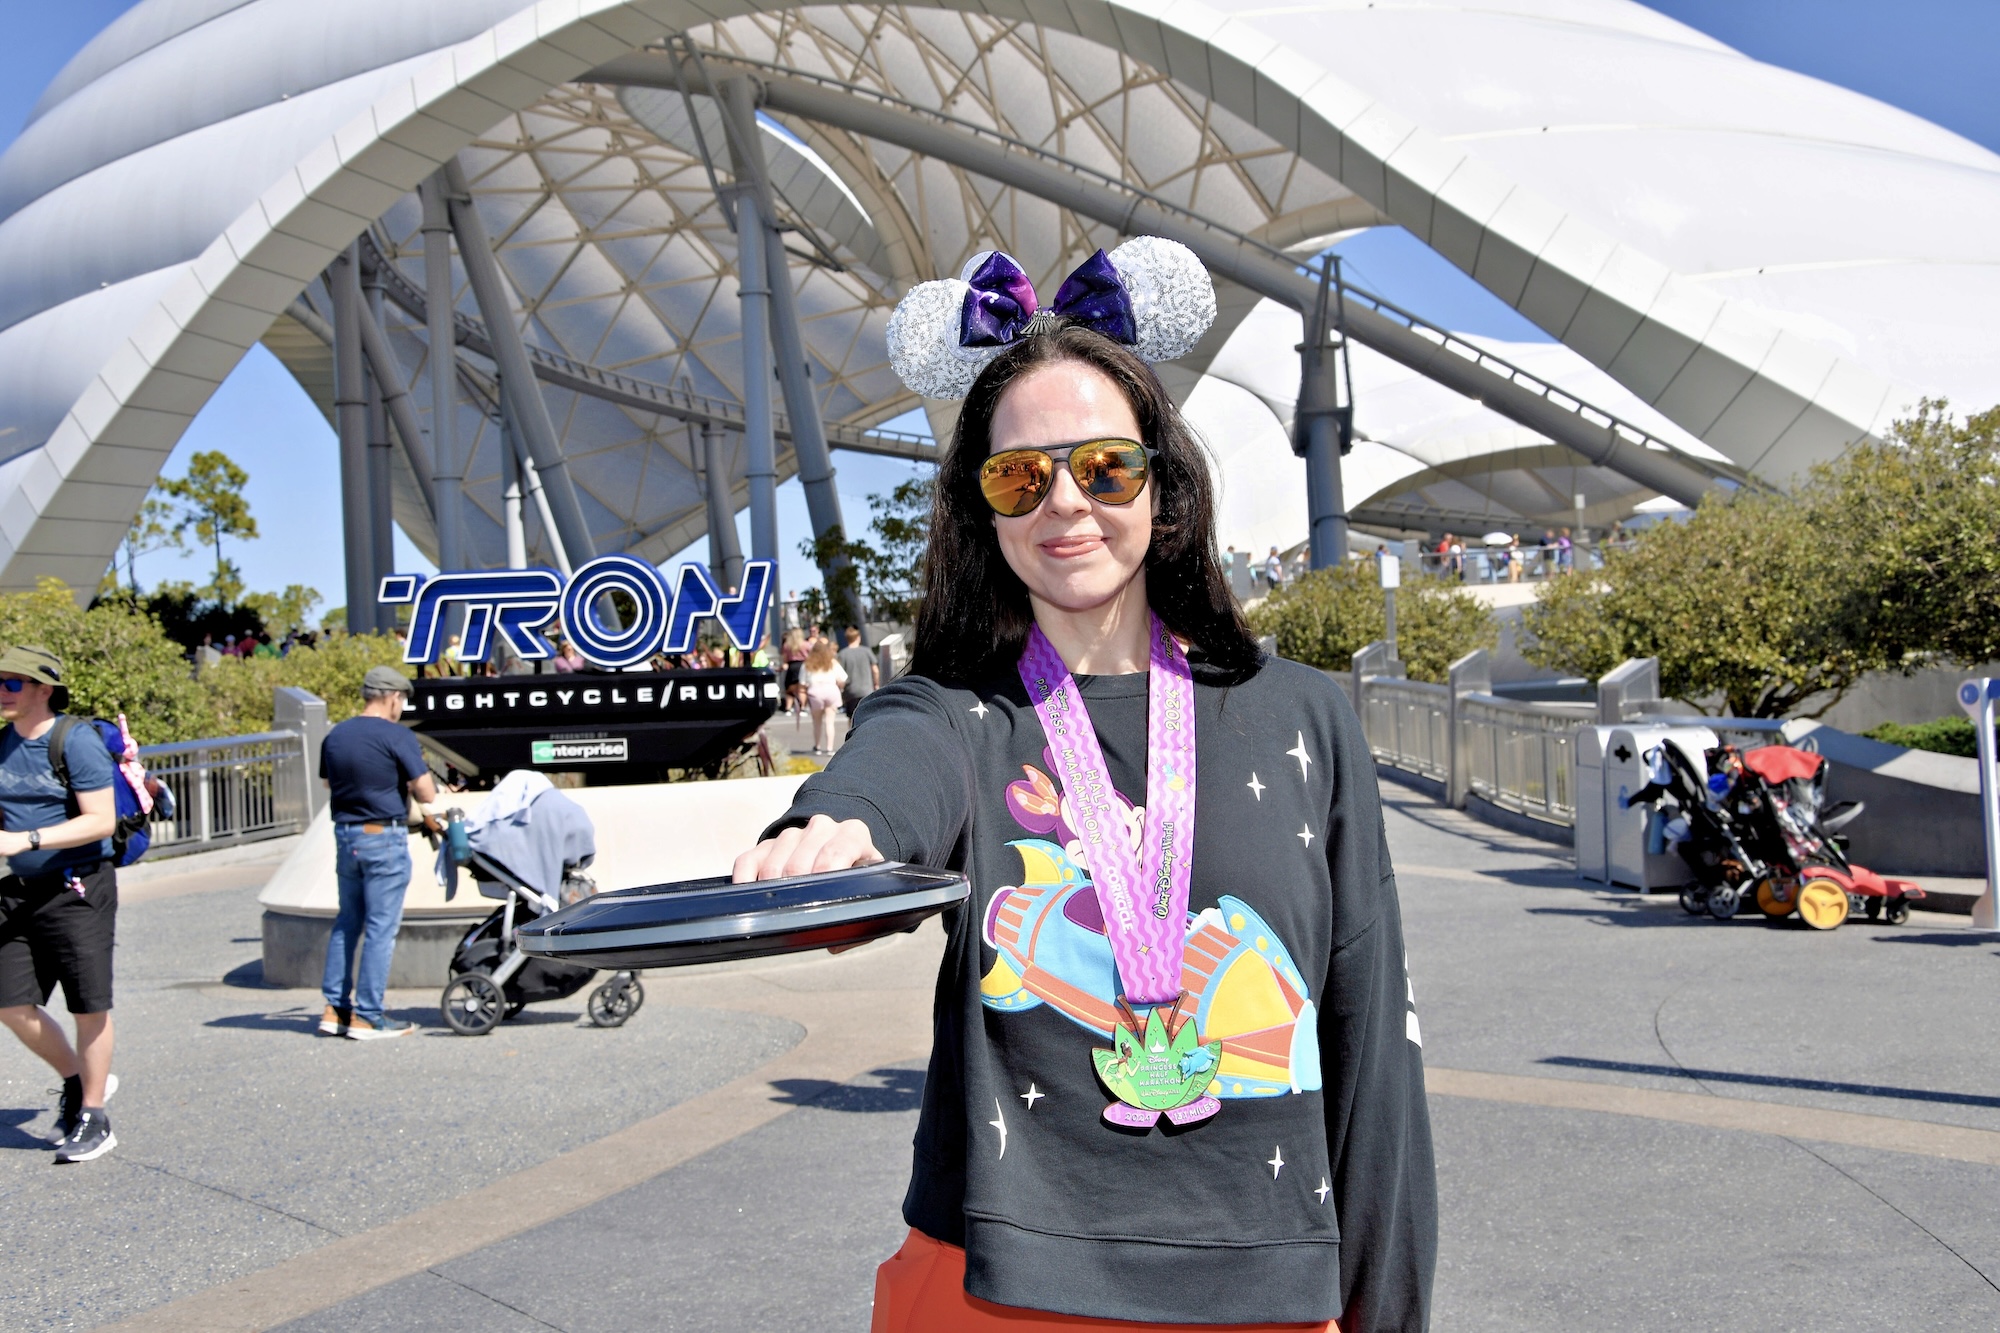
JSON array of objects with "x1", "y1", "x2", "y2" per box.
[{"x1": 869, "y1": 1228, "x2": 1336, "y2": 1332}]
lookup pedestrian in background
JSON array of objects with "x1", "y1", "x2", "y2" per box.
[
  {"x1": 800, "y1": 637, "x2": 847, "y2": 756},
  {"x1": 837, "y1": 626, "x2": 879, "y2": 718},
  {"x1": 1264, "y1": 545, "x2": 1284, "y2": 591},
  {"x1": 0, "y1": 646, "x2": 122, "y2": 1162},
  {"x1": 317, "y1": 666, "x2": 437, "y2": 1041}
]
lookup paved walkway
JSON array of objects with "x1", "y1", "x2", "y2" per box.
[{"x1": 5, "y1": 786, "x2": 1998, "y2": 1331}]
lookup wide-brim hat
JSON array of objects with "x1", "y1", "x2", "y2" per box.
[{"x1": 0, "y1": 644, "x2": 68, "y2": 707}]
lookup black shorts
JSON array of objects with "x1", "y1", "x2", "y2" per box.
[{"x1": 0, "y1": 861, "x2": 117, "y2": 1014}]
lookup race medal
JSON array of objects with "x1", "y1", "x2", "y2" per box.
[
  {"x1": 1093, "y1": 994, "x2": 1222, "y2": 1129},
  {"x1": 1018, "y1": 616, "x2": 1215, "y2": 1131}
]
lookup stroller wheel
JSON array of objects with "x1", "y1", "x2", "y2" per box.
[
  {"x1": 1754, "y1": 878, "x2": 1795, "y2": 919},
  {"x1": 441, "y1": 972, "x2": 507, "y2": 1036},
  {"x1": 1883, "y1": 897, "x2": 1911, "y2": 926},
  {"x1": 1706, "y1": 885, "x2": 1741, "y2": 921},
  {"x1": 588, "y1": 975, "x2": 645, "y2": 1028},
  {"x1": 1795, "y1": 878, "x2": 1850, "y2": 930},
  {"x1": 1678, "y1": 886, "x2": 1707, "y2": 916}
]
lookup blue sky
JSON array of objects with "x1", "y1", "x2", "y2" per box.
[{"x1": 5, "y1": 2, "x2": 1995, "y2": 605}]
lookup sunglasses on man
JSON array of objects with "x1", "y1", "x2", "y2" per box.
[
  {"x1": 0, "y1": 677, "x2": 35, "y2": 694},
  {"x1": 978, "y1": 438, "x2": 1155, "y2": 518}
]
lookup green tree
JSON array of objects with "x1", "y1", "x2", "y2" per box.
[
  {"x1": 799, "y1": 525, "x2": 869, "y2": 630},
  {"x1": 1247, "y1": 563, "x2": 1497, "y2": 683},
  {"x1": 159, "y1": 450, "x2": 258, "y2": 598},
  {"x1": 860, "y1": 477, "x2": 932, "y2": 624},
  {"x1": 0, "y1": 579, "x2": 210, "y2": 745},
  {"x1": 1522, "y1": 400, "x2": 2000, "y2": 719},
  {"x1": 1802, "y1": 399, "x2": 2000, "y2": 668},
  {"x1": 117, "y1": 494, "x2": 185, "y2": 595},
  {"x1": 242, "y1": 584, "x2": 323, "y2": 636},
  {"x1": 1523, "y1": 494, "x2": 1878, "y2": 718}
]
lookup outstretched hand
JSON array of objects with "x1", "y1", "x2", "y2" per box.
[{"x1": 731, "y1": 813, "x2": 883, "y2": 883}]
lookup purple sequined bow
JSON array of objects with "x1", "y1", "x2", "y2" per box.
[{"x1": 959, "y1": 249, "x2": 1137, "y2": 349}]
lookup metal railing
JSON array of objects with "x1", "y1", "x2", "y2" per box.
[
  {"x1": 1360, "y1": 677, "x2": 1451, "y2": 783},
  {"x1": 1458, "y1": 694, "x2": 1595, "y2": 826},
  {"x1": 139, "y1": 731, "x2": 311, "y2": 859}
]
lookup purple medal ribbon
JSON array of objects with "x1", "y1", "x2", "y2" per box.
[{"x1": 1016, "y1": 614, "x2": 1196, "y2": 1006}]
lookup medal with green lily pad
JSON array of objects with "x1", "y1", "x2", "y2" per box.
[{"x1": 1092, "y1": 993, "x2": 1222, "y2": 1129}]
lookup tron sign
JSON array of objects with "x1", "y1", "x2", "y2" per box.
[{"x1": 379, "y1": 556, "x2": 775, "y2": 668}]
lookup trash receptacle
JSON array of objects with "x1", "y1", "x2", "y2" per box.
[
  {"x1": 1607, "y1": 725, "x2": 1717, "y2": 891},
  {"x1": 1574, "y1": 725, "x2": 1616, "y2": 882}
]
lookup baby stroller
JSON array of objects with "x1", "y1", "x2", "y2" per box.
[
  {"x1": 1628, "y1": 741, "x2": 1924, "y2": 930},
  {"x1": 436, "y1": 773, "x2": 644, "y2": 1035}
]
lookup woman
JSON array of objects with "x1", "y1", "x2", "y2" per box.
[
  {"x1": 734, "y1": 242, "x2": 1434, "y2": 1331},
  {"x1": 799, "y1": 637, "x2": 847, "y2": 756},
  {"x1": 780, "y1": 627, "x2": 810, "y2": 716}
]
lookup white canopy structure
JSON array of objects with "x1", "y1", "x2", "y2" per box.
[{"x1": 0, "y1": 0, "x2": 1992, "y2": 611}]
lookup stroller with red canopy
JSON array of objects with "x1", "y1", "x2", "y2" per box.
[{"x1": 1629, "y1": 741, "x2": 1925, "y2": 930}]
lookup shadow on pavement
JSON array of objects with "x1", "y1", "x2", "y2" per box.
[
  {"x1": 1870, "y1": 931, "x2": 2000, "y2": 950},
  {"x1": 770, "y1": 1067, "x2": 925, "y2": 1113},
  {"x1": 0, "y1": 1107, "x2": 50, "y2": 1151},
  {"x1": 1524, "y1": 904, "x2": 1700, "y2": 928},
  {"x1": 1541, "y1": 1055, "x2": 2000, "y2": 1111}
]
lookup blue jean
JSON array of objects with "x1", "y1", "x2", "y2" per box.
[{"x1": 321, "y1": 825, "x2": 412, "y2": 1024}]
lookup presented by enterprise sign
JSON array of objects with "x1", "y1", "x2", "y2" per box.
[
  {"x1": 531, "y1": 738, "x2": 627, "y2": 764},
  {"x1": 379, "y1": 556, "x2": 775, "y2": 668}
]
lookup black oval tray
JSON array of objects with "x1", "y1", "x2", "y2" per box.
[{"x1": 514, "y1": 862, "x2": 968, "y2": 969}]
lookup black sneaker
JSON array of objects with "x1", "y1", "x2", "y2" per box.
[
  {"x1": 53, "y1": 1108, "x2": 115, "y2": 1163},
  {"x1": 50, "y1": 1072, "x2": 118, "y2": 1142},
  {"x1": 52, "y1": 1076, "x2": 81, "y2": 1143}
]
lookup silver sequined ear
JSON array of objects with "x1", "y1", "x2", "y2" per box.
[
  {"x1": 1109, "y1": 237, "x2": 1216, "y2": 362},
  {"x1": 885, "y1": 278, "x2": 1000, "y2": 401}
]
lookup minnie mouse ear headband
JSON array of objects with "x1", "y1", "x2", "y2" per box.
[{"x1": 885, "y1": 236, "x2": 1217, "y2": 400}]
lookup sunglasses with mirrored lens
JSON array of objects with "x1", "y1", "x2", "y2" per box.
[
  {"x1": 978, "y1": 439, "x2": 1154, "y2": 518},
  {"x1": 0, "y1": 678, "x2": 30, "y2": 693}
]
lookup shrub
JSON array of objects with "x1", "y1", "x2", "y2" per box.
[
  {"x1": 0, "y1": 579, "x2": 210, "y2": 745},
  {"x1": 1522, "y1": 399, "x2": 2000, "y2": 719},
  {"x1": 197, "y1": 632, "x2": 408, "y2": 736},
  {"x1": 1861, "y1": 716, "x2": 1984, "y2": 758},
  {"x1": 1248, "y1": 563, "x2": 1497, "y2": 683}
]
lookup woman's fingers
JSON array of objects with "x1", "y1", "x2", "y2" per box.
[{"x1": 731, "y1": 815, "x2": 882, "y2": 882}]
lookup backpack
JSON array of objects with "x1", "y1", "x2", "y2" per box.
[{"x1": 48, "y1": 715, "x2": 155, "y2": 867}]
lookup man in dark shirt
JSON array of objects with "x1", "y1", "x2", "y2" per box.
[
  {"x1": 0, "y1": 645, "x2": 123, "y2": 1162},
  {"x1": 318, "y1": 666, "x2": 436, "y2": 1040}
]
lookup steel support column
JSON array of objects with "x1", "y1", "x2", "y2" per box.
[
  {"x1": 362, "y1": 266, "x2": 396, "y2": 626},
  {"x1": 330, "y1": 246, "x2": 373, "y2": 634},
  {"x1": 419, "y1": 176, "x2": 463, "y2": 573},
  {"x1": 728, "y1": 181, "x2": 780, "y2": 638},
  {"x1": 499, "y1": 377, "x2": 570, "y2": 575},
  {"x1": 718, "y1": 76, "x2": 853, "y2": 627},
  {"x1": 1297, "y1": 266, "x2": 1351, "y2": 567},
  {"x1": 702, "y1": 424, "x2": 746, "y2": 592},
  {"x1": 287, "y1": 296, "x2": 440, "y2": 524},
  {"x1": 441, "y1": 158, "x2": 596, "y2": 567},
  {"x1": 501, "y1": 411, "x2": 527, "y2": 570}
]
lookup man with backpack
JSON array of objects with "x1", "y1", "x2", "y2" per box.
[{"x1": 0, "y1": 646, "x2": 122, "y2": 1163}]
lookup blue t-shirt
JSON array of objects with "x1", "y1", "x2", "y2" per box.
[
  {"x1": 0, "y1": 718, "x2": 116, "y2": 878},
  {"x1": 320, "y1": 715, "x2": 428, "y2": 824}
]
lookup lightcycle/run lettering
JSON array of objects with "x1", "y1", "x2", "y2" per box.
[{"x1": 379, "y1": 556, "x2": 775, "y2": 669}]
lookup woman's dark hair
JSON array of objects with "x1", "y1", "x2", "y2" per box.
[{"x1": 908, "y1": 323, "x2": 1260, "y2": 683}]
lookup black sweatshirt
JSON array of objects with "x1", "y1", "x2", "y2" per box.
[{"x1": 769, "y1": 655, "x2": 1436, "y2": 1329}]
